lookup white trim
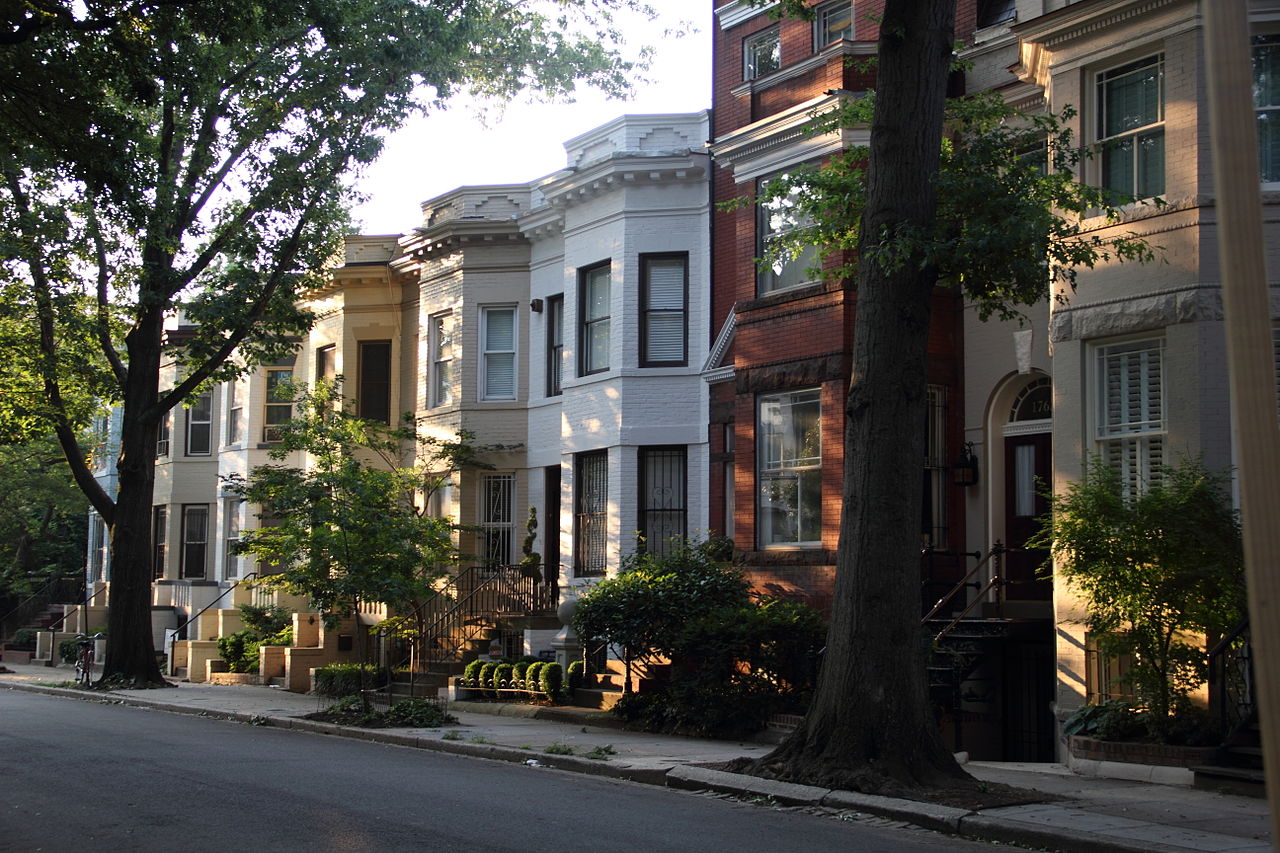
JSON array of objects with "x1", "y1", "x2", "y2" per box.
[
  {"x1": 716, "y1": 0, "x2": 778, "y2": 30},
  {"x1": 703, "y1": 306, "x2": 737, "y2": 373},
  {"x1": 1002, "y1": 418, "x2": 1052, "y2": 438}
]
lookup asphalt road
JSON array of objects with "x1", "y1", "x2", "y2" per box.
[{"x1": 0, "y1": 690, "x2": 1002, "y2": 852}]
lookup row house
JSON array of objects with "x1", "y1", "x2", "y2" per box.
[{"x1": 82, "y1": 112, "x2": 711, "y2": 674}]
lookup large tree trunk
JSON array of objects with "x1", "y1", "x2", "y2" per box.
[
  {"x1": 747, "y1": 0, "x2": 971, "y2": 794},
  {"x1": 101, "y1": 319, "x2": 166, "y2": 686}
]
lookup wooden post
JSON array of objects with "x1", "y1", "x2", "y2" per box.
[{"x1": 1203, "y1": 0, "x2": 1280, "y2": 834}]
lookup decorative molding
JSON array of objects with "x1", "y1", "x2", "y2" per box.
[
  {"x1": 715, "y1": 0, "x2": 778, "y2": 30},
  {"x1": 703, "y1": 307, "x2": 737, "y2": 373},
  {"x1": 1002, "y1": 418, "x2": 1052, "y2": 438},
  {"x1": 711, "y1": 94, "x2": 868, "y2": 183},
  {"x1": 729, "y1": 41, "x2": 875, "y2": 100}
]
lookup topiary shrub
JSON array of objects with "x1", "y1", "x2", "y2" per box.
[
  {"x1": 540, "y1": 662, "x2": 563, "y2": 698},
  {"x1": 567, "y1": 660, "x2": 586, "y2": 690},
  {"x1": 525, "y1": 661, "x2": 544, "y2": 693},
  {"x1": 479, "y1": 662, "x2": 499, "y2": 694},
  {"x1": 494, "y1": 662, "x2": 513, "y2": 689},
  {"x1": 10, "y1": 628, "x2": 38, "y2": 650},
  {"x1": 512, "y1": 662, "x2": 530, "y2": 688},
  {"x1": 463, "y1": 658, "x2": 485, "y2": 686}
]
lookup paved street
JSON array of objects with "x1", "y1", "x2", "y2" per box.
[{"x1": 0, "y1": 690, "x2": 997, "y2": 853}]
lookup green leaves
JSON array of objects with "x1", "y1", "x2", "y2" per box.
[{"x1": 1033, "y1": 456, "x2": 1245, "y2": 740}]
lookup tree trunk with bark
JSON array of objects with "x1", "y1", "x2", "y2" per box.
[
  {"x1": 746, "y1": 0, "x2": 974, "y2": 794},
  {"x1": 100, "y1": 316, "x2": 166, "y2": 686}
]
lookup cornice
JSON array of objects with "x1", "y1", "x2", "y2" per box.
[
  {"x1": 702, "y1": 308, "x2": 737, "y2": 373},
  {"x1": 729, "y1": 40, "x2": 875, "y2": 100},
  {"x1": 715, "y1": 0, "x2": 778, "y2": 30},
  {"x1": 1013, "y1": 0, "x2": 1185, "y2": 48},
  {"x1": 711, "y1": 94, "x2": 867, "y2": 183},
  {"x1": 536, "y1": 151, "x2": 709, "y2": 209}
]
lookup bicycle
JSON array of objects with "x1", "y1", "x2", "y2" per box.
[{"x1": 74, "y1": 633, "x2": 103, "y2": 687}]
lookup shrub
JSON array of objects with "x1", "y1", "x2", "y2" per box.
[
  {"x1": 525, "y1": 661, "x2": 544, "y2": 692},
  {"x1": 1032, "y1": 456, "x2": 1245, "y2": 743},
  {"x1": 314, "y1": 662, "x2": 380, "y2": 697},
  {"x1": 540, "y1": 662, "x2": 563, "y2": 697},
  {"x1": 10, "y1": 628, "x2": 38, "y2": 650},
  {"x1": 479, "y1": 662, "x2": 499, "y2": 691},
  {"x1": 217, "y1": 630, "x2": 263, "y2": 673},
  {"x1": 384, "y1": 698, "x2": 457, "y2": 728},
  {"x1": 566, "y1": 660, "x2": 586, "y2": 690},
  {"x1": 494, "y1": 663, "x2": 513, "y2": 689},
  {"x1": 58, "y1": 637, "x2": 80, "y2": 663},
  {"x1": 512, "y1": 662, "x2": 530, "y2": 688},
  {"x1": 463, "y1": 659, "x2": 485, "y2": 685}
]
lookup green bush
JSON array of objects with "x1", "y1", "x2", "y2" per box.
[
  {"x1": 384, "y1": 698, "x2": 458, "y2": 727},
  {"x1": 494, "y1": 663, "x2": 513, "y2": 689},
  {"x1": 58, "y1": 637, "x2": 80, "y2": 664},
  {"x1": 314, "y1": 662, "x2": 380, "y2": 697},
  {"x1": 217, "y1": 630, "x2": 262, "y2": 673},
  {"x1": 512, "y1": 662, "x2": 529, "y2": 688},
  {"x1": 566, "y1": 660, "x2": 586, "y2": 690},
  {"x1": 540, "y1": 662, "x2": 563, "y2": 697},
  {"x1": 525, "y1": 661, "x2": 544, "y2": 692},
  {"x1": 463, "y1": 659, "x2": 485, "y2": 685},
  {"x1": 479, "y1": 662, "x2": 498, "y2": 691},
  {"x1": 10, "y1": 628, "x2": 38, "y2": 650}
]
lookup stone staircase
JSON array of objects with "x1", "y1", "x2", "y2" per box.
[{"x1": 1193, "y1": 714, "x2": 1266, "y2": 798}]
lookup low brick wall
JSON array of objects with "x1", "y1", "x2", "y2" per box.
[{"x1": 1068, "y1": 735, "x2": 1217, "y2": 768}]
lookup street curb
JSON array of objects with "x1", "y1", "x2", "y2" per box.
[
  {"x1": 0, "y1": 681, "x2": 667, "y2": 785},
  {"x1": 1, "y1": 681, "x2": 1246, "y2": 853}
]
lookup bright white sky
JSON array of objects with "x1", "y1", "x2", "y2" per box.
[{"x1": 350, "y1": 2, "x2": 714, "y2": 235}]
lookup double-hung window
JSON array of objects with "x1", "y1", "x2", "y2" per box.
[
  {"x1": 547, "y1": 295, "x2": 564, "y2": 396},
  {"x1": 758, "y1": 174, "x2": 819, "y2": 294},
  {"x1": 814, "y1": 1, "x2": 853, "y2": 47},
  {"x1": 744, "y1": 26, "x2": 780, "y2": 80},
  {"x1": 1254, "y1": 35, "x2": 1280, "y2": 182},
  {"x1": 358, "y1": 340, "x2": 392, "y2": 423},
  {"x1": 185, "y1": 392, "x2": 212, "y2": 455},
  {"x1": 430, "y1": 313, "x2": 454, "y2": 407},
  {"x1": 223, "y1": 499, "x2": 240, "y2": 580},
  {"x1": 315, "y1": 344, "x2": 336, "y2": 385},
  {"x1": 482, "y1": 307, "x2": 517, "y2": 400},
  {"x1": 226, "y1": 381, "x2": 243, "y2": 446},
  {"x1": 579, "y1": 263, "x2": 610, "y2": 375},
  {"x1": 641, "y1": 254, "x2": 688, "y2": 367},
  {"x1": 263, "y1": 368, "x2": 293, "y2": 442},
  {"x1": 1097, "y1": 54, "x2": 1164, "y2": 200},
  {"x1": 1096, "y1": 339, "x2": 1164, "y2": 495},
  {"x1": 180, "y1": 504, "x2": 208, "y2": 579},
  {"x1": 156, "y1": 408, "x2": 170, "y2": 457},
  {"x1": 758, "y1": 389, "x2": 822, "y2": 547}
]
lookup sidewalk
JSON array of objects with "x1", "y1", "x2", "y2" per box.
[{"x1": 1, "y1": 662, "x2": 1270, "y2": 853}]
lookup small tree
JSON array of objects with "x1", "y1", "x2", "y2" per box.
[
  {"x1": 228, "y1": 381, "x2": 500, "y2": 679},
  {"x1": 1031, "y1": 456, "x2": 1246, "y2": 742}
]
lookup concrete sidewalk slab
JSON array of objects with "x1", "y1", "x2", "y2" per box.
[{"x1": 1, "y1": 663, "x2": 1271, "y2": 853}]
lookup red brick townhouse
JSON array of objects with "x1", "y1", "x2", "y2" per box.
[{"x1": 703, "y1": 0, "x2": 1055, "y2": 761}]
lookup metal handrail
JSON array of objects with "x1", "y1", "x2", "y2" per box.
[
  {"x1": 933, "y1": 577, "x2": 1004, "y2": 642},
  {"x1": 0, "y1": 574, "x2": 83, "y2": 639},
  {"x1": 1208, "y1": 617, "x2": 1254, "y2": 739},
  {"x1": 45, "y1": 584, "x2": 109, "y2": 634},
  {"x1": 170, "y1": 573, "x2": 259, "y2": 640},
  {"x1": 921, "y1": 544, "x2": 1003, "y2": 624}
]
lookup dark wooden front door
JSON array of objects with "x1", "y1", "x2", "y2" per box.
[{"x1": 1003, "y1": 431, "x2": 1052, "y2": 601}]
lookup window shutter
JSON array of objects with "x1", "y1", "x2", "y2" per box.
[{"x1": 645, "y1": 259, "x2": 685, "y2": 363}]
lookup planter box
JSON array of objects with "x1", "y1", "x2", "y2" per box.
[
  {"x1": 1068, "y1": 735, "x2": 1217, "y2": 768},
  {"x1": 208, "y1": 672, "x2": 262, "y2": 686}
]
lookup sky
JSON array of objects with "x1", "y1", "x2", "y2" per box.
[{"x1": 349, "y1": 2, "x2": 714, "y2": 235}]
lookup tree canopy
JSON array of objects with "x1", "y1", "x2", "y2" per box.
[{"x1": 0, "y1": 0, "x2": 658, "y2": 684}]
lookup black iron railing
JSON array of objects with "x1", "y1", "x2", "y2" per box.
[
  {"x1": 0, "y1": 575, "x2": 83, "y2": 641},
  {"x1": 1208, "y1": 618, "x2": 1254, "y2": 739}
]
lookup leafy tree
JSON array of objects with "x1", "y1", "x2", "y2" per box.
[
  {"x1": 227, "y1": 381, "x2": 500, "y2": 676},
  {"x1": 0, "y1": 435, "x2": 89, "y2": 598},
  {"x1": 740, "y1": 0, "x2": 1159, "y2": 794},
  {"x1": 0, "y1": 0, "x2": 655, "y2": 685},
  {"x1": 1030, "y1": 457, "x2": 1245, "y2": 742}
]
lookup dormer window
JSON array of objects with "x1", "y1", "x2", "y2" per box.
[{"x1": 744, "y1": 26, "x2": 781, "y2": 80}]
